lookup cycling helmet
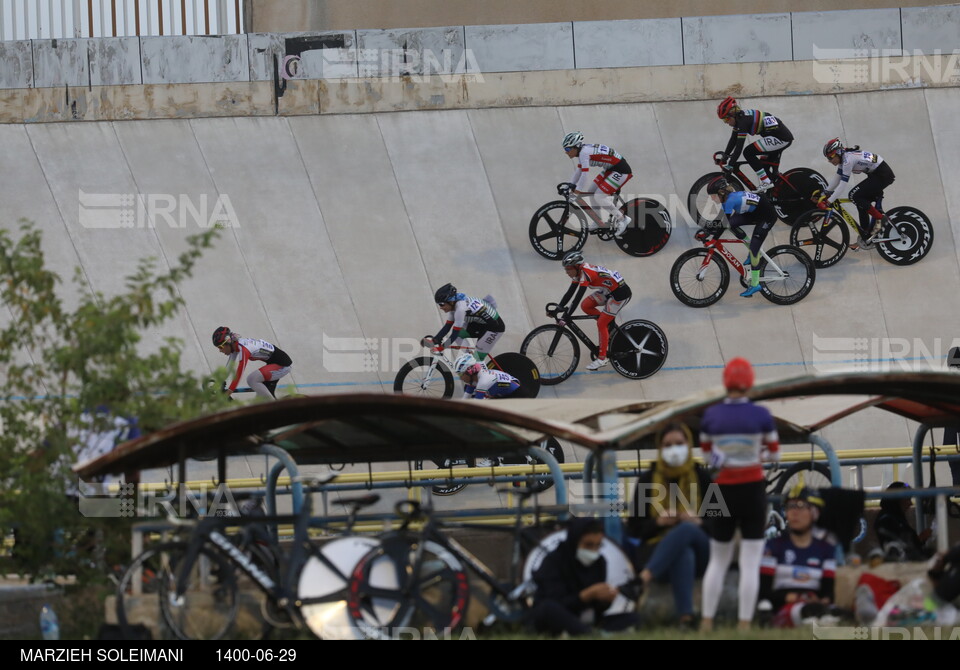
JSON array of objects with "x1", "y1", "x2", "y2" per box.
[
  {"x1": 706, "y1": 176, "x2": 730, "y2": 196},
  {"x1": 434, "y1": 283, "x2": 458, "y2": 304},
  {"x1": 823, "y1": 137, "x2": 843, "y2": 159},
  {"x1": 717, "y1": 96, "x2": 739, "y2": 119},
  {"x1": 785, "y1": 483, "x2": 825, "y2": 509},
  {"x1": 454, "y1": 353, "x2": 479, "y2": 376},
  {"x1": 561, "y1": 250, "x2": 584, "y2": 267},
  {"x1": 723, "y1": 357, "x2": 754, "y2": 392},
  {"x1": 562, "y1": 131, "x2": 584, "y2": 150},
  {"x1": 212, "y1": 326, "x2": 232, "y2": 347}
]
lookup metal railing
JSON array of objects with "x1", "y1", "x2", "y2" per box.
[{"x1": 0, "y1": 0, "x2": 243, "y2": 40}]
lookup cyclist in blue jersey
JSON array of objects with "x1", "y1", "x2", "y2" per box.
[
  {"x1": 716, "y1": 97, "x2": 793, "y2": 193},
  {"x1": 698, "y1": 357, "x2": 780, "y2": 633},
  {"x1": 424, "y1": 284, "x2": 504, "y2": 363},
  {"x1": 706, "y1": 176, "x2": 778, "y2": 298},
  {"x1": 453, "y1": 354, "x2": 524, "y2": 400}
]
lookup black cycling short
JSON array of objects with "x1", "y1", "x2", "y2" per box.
[
  {"x1": 466, "y1": 315, "x2": 505, "y2": 337},
  {"x1": 267, "y1": 347, "x2": 293, "y2": 367},
  {"x1": 709, "y1": 480, "x2": 767, "y2": 542},
  {"x1": 848, "y1": 162, "x2": 895, "y2": 209}
]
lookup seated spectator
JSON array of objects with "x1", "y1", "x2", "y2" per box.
[
  {"x1": 874, "y1": 481, "x2": 934, "y2": 561},
  {"x1": 626, "y1": 422, "x2": 712, "y2": 629},
  {"x1": 529, "y1": 518, "x2": 640, "y2": 636},
  {"x1": 759, "y1": 485, "x2": 844, "y2": 627}
]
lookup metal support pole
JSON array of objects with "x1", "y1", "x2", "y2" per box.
[
  {"x1": 257, "y1": 443, "x2": 303, "y2": 513},
  {"x1": 912, "y1": 424, "x2": 930, "y2": 530}
]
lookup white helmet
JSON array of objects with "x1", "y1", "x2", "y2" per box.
[
  {"x1": 454, "y1": 353, "x2": 479, "y2": 376},
  {"x1": 562, "y1": 131, "x2": 584, "y2": 149}
]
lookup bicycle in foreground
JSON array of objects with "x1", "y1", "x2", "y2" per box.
[
  {"x1": 115, "y1": 476, "x2": 387, "y2": 640},
  {"x1": 688, "y1": 153, "x2": 828, "y2": 227},
  {"x1": 670, "y1": 226, "x2": 816, "y2": 307},
  {"x1": 789, "y1": 196, "x2": 934, "y2": 268},
  {"x1": 520, "y1": 302, "x2": 668, "y2": 384},
  {"x1": 393, "y1": 343, "x2": 540, "y2": 399},
  {"x1": 528, "y1": 183, "x2": 672, "y2": 260}
]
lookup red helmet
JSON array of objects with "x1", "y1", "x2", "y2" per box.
[
  {"x1": 212, "y1": 326, "x2": 232, "y2": 347},
  {"x1": 723, "y1": 357, "x2": 754, "y2": 392},
  {"x1": 823, "y1": 137, "x2": 843, "y2": 159},
  {"x1": 717, "y1": 96, "x2": 738, "y2": 119}
]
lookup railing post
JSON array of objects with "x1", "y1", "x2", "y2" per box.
[
  {"x1": 809, "y1": 434, "x2": 842, "y2": 487},
  {"x1": 912, "y1": 424, "x2": 929, "y2": 530}
]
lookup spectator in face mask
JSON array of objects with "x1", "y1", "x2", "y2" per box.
[
  {"x1": 627, "y1": 422, "x2": 713, "y2": 629},
  {"x1": 529, "y1": 518, "x2": 640, "y2": 636}
]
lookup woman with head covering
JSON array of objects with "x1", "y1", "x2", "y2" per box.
[
  {"x1": 874, "y1": 482, "x2": 934, "y2": 561},
  {"x1": 627, "y1": 422, "x2": 713, "y2": 629}
]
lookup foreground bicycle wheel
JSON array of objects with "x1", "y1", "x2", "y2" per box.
[
  {"x1": 615, "y1": 198, "x2": 672, "y2": 257},
  {"x1": 414, "y1": 458, "x2": 471, "y2": 496},
  {"x1": 875, "y1": 206, "x2": 934, "y2": 266},
  {"x1": 608, "y1": 320, "x2": 668, "y2": 379},
  {"x1": 528, "y1": 200, "x2": 588, "y2": 260},
  {"x1": 789, "y1": 210, "x2": 849, "y2": 269},
  {"x1": 519, "y1": 325, "x2": 580, "y2": 385},
  {"x1": 394, "y1": 357, "x2": 454, "y2": 399},
  {"x1": 670, "y1": 248, "x2": 730, "y2": 307},
  {"x1": 756, "y1": 245, "x2": 816, "y2": 305},
  {"x1": 159, "y1": 543, "x2": 240, "y2": 640},
  {"x1": 347, "y1": 535, "x2": 470, "y2": 640},
  {"x1": 770, "y1": 461, "x2": 833, "y2": 498}
]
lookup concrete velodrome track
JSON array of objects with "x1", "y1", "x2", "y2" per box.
[{"x1": 3, "y1": 87, "x2": 959, "y2": 494}]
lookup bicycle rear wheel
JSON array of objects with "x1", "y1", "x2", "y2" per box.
[
  {"x1": 687, "y1": 172, "x2": 746, "y2": 227},
  {"x1": 115, "y1": 542, "x2": 184, "y2": 640},
  {"x1": 608, "y1": 320, "x2": 669, "y2": 380},
  {"x1": 875, "y1": 206, "x2": 934, "y2": 266},
  {"x1": 520, "y1": 325, "x2": 580, "y2": 385},
  {"x1": 394, "y1": 357, "x2": 454, "y2": 399},
  {"x1": 789, "y1": 209, "x2": 849, "y2": 268},
  {"x1": 159, "y1": 543, "x2": 240, "y2": 640},
  {"x1": 490, "y1": 351, "x2": 541, "y2": 398},
  {"x1": 615, "y1": 198, "x2": 672, "y2": 257},
  {"x1": 347, "y1": 534, "x2": 470, "y2": 640},
  {"x1": 528, "y1": 200, "x2": 588, "y2": 260},
  {"x1": 771, "y1": 461, "x2": 833, "y2": 497},
  {"x1": 670, "y1": 248, "x2": 730, "y2": 307},
  {"x1": 773, "y1": 168, "x2": 829, "y2": 224},
  {"x1": 757, "y1": 245, "x2": 816, "y2": 306}
]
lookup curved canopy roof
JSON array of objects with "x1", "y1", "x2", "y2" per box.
[{"x1": 75, "y1": 369, "x2": 960, "y2": 479}]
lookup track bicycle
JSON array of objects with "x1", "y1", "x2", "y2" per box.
[
  {"x1": 116, "y1": 478, "x2": 385, "y2": 640},
  {"x1": 669, "y1": 226, "x2": 816, "y2": 307},
  {"x1": 528, "y1": 183, "x2": 672, "y2": 260},
  {"x1": 345, "y1": 493, "x2": 567, "y2": 639},
  {"x1": 688, "y1": 153, "x2": 829, "y2": 227},
  {"x1": 789, "y1": 196, "x2": 934, "y2": 268},
  {"x1": 393, "y1": 343, "x2": 540, "y2": 400},
  {"x1": 520, "y1": 302, "x2": 668, "y2": 384},
  {"x1": 414, "y1": 436, "x2": 566, "y2": 496}
]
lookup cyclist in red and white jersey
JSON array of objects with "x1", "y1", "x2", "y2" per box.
[
  {"x1": 818, "y1": 138, "x2": 896, "y2": 249},
  {"x1": 555, "y1": 250, "x2": 632, "y2": 371},
  {"x1": 562, "y1": 131, "x2": 633, "y2": 238},
  {"x1": 212, "y1": 326, "x2": 292, "y2": 400}
]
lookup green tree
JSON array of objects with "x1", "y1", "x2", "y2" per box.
[{"x1": 0, "y1": 221, "x2": 230, "y2": 582}]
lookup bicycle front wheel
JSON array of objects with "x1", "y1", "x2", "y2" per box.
[
  {"x1": 757, "y1": 245, "x2": 816, "y2": 306},
  {"x1": 347, "y1": 534, "x2": 470, "y2": 640},
  {"x1": 789, "y1": 209, "x2": 849, "y2": 268},
  {"x1": 528, "y1": 200, "x2": 588, "y2": 260},
  {"x1": 670, "y1": 248, "x2": 730, "y2": 307},
  {"x1": 609, "y1": 320, "x2": 669, "y2": 380},
  {"x1": 394, "y1": 356, "x2": 454, "y2": 399},
  {"x1": 520, "y1": 325, "x2": 580, "y2": 385},
  {"x1": 875, "y1": 206, "x2": 934, "y2": 266},
  {"x1": 115, "y1": 542, "x2": 186, "y2": 640},
  {"x1": 159, "y1": 543, "x2": 240, "y2": 641}
]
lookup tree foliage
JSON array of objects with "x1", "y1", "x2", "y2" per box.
[{"x1": 0, "y1": 221, "x2": 230, "y2": 581}]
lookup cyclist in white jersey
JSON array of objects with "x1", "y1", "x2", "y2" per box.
[
  {"x1": 818, "y1": 138, "x2": 896, "y2": 249},
  {"x1": 424, "y1": 283, "x2": 505, "y2": 363},
  {"x1": 212, "y1": 326, "x2": 292, "y2": 400},
  {"x1": 453, "y1": 354, "x2": 524, "y2": 400},
  {"x1": 561, "y1": 131, "x2": 633, "y2": 238}
]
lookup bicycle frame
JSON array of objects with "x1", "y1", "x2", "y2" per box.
[
  {"x1": 554, "y1": 311, "x2": 625, "y2": 358},
  {"x1": 698, "y1": 235, "x2": 791, "y2": 285},
  {"x1": 566, "y1": 192, "x2": 627, "y2": 227},
  {"x1": 822, "y1": 198, "x2": 900, "y2": 244}
]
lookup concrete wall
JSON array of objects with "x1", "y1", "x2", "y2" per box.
[
  {"x1": 4, "y1": 6, "x2": 959, "y2": 90},
  {"x1": 247, "y1": 0, "x2": 944, "y2": 31}
]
